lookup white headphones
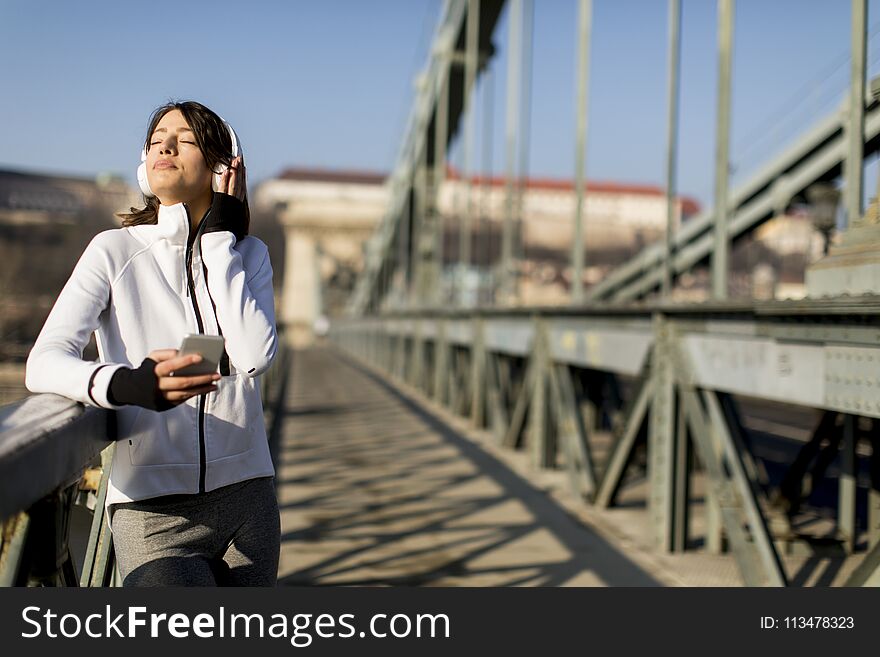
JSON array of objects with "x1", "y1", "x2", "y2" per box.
[{"x1": 136, "y1": 117, "x2": 242, "y2": 197}]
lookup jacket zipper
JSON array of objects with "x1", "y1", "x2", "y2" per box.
[
  {"x1": 184, "y1": 203, "x2": 209, "y2": 493},
  {"x1": 202, "y1": 260, "x2": 231, "y2": 376}
]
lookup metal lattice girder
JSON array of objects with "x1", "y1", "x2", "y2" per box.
[
  {"x1": 702, "y1": 389, "x2": 725, "y2": 555},
  {"x1": 433, "y1": 321, "x2": 449, "y2": 406},
  {"x1": 409, "y1": 321, "x2": 425, "y2": 390},
  {"x1": 672, "y1": 394, "x2": 691, "y2": 553},
  {"x1": 89, "y1": 511, "x2": 116, "y2": 588},
  {"x1": 679, "y1": 387, "x2": 768, "y2": 585},
  {"x1": 371, "y1": 314, "x2": 657, "y2": 377},
  {"x1": 447, "y1": 349, "x2": 460, "y2": 410},
  {"x1": 445, "y1": 318, "x2": 475, "y2": 348},
  {"x1": 402, "y1": 334, "x2": 412, "y2": 382},
  {"x1": 839, "y1": 414, "x2": 858, "y2": 553},
  {"x1": 450, "y1": 348, "x2": 471, "y2": 416},
  {"x1": 546, "y1": 318, "x2": 653, "y2": 376},
  {"x1": 497, "y1": 354, "x2": 513, "y2": 411},
  {"x1": 548, "y1": 362, "x2": 597, "y2": 501},
  {"x1": 483, "y1": 317, "x2": 534, "y2": 357},
  {"x1": 648, "y1": 314, "x2": 677, "y2": 553},
  {"x1": 447, "y1": 348, "x2": 459, "y2": 412},
  {"x1": 780, "y1": 411, "x2": 840, "y2": 515},
  {"x1": 718, "y1": 389, "x2": 791, "y2": 544},
  {"x1": 80, "y1": 443, "x2": 116, "y2": 587},
  {"x1": 503, "y1": 353, "x2": 535, "y2": 450},
  {"x1": 470, "y1": 319, "x2": 487, "y2": 428},
  {"x1": 701, "y1": 388, "x2": 787, "y2": 585},
  {"x1": 718, "y1": 392, "x2": 774, "y2": 495},
  {"x1": 392, "y1": 333, "x2": 407, "y2": 382},
  {"x1": 680, "y1": 330, "x2": 880, "y2": 420},
  {"x1": 485, "y1": 352, "x2": 509, "y2": 444},
  {"x1": 594, "y1": 369, "x2": 653, "y2": 509},
  {"x1": 335, "y1": 302, "x2": 880, "y2": 417},
  {"x1": 529, "y1": 321, "x2": 554, "y2": 469},
  {"x1": 670, "y1": 319, "x2": 787, "y2": 584}
]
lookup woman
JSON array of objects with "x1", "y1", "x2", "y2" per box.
[{"x1": 25, "y1": 101, "x2": 280, "y2": 586}]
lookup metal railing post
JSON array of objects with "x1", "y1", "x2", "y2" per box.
[
  {"x1": 845, "y1": 0, "x2": 867, "y2": 230},
  {"x1": 571, "y1": 0, "x2": 592, "y2": 304},
  {"x1": 711, "y1": 0, "x2": 733, "y2": 300},
  {"x1": 662, "y1": 0, "x2": 681, "y2": 298}
]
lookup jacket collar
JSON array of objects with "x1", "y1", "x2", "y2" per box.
[{"x1": 155, "y1": 202, "x2": 192, "y2": 246}]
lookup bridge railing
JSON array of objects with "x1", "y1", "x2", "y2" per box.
[
  {"x1": 331, "y1": 301, "x2": 880, "y2": 587},
  {"x1": 0, "y1": 326, "x2": 291, "y2": 587}
]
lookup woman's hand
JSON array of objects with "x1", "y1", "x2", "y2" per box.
[
  {"x1": 148, "y1": 349, "x2": 220, "y2": 404},
  {"x1": 217, "y1": 156, "x2": 246, "y2": 201}
]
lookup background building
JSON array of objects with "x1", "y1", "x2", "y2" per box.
[
  {"x1": 256, "y1": 166, "x2": 707, "y2": 339},
  {"x1": 0, "y1": 169, "x2": 139, "y2": 360}
]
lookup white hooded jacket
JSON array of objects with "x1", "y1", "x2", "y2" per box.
[{"x1": 25, "y1": 201, "x2": 277, "y2": 518}]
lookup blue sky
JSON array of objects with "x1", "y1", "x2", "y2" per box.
[{"x1": 1, "y1": 0, "x2": 878, "y2": 207}]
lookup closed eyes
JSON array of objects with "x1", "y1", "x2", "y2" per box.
[{"x1": 149, "y1": 140, "x2": 196, "y2": 146}]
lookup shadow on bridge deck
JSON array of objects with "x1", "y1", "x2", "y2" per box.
[{"x1": 272, "y1": 346, "x2": 660, "y2": 587}]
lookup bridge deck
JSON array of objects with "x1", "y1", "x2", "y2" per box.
[
  {"x1": 274, "y1": 346, "x2": 866, "y2": 587},
  {"x1": 274, "y1": 346, "x2": 663, "y2": 586}
]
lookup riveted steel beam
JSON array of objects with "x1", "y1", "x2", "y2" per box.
[
  {"x1": 595, "y1": 370, "x2": 652, "y2": 509},
  {"x1": 548, "y1": 362, "x2": 597, "y2": 500},
  {"x1": 649, "y1": 315, "x2": 677, "y2": 552}
]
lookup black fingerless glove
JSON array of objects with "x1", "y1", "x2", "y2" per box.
[
  {"x1": 202, "y1": 192, "x2": 247, "y2": 242},
  {"x1": 107, "y1": 358, "x2": 175, "y2": 412}
]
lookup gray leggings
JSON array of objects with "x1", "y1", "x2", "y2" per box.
[{"x1": 110, "y1": 476, "x2": 280, "y2": 587}]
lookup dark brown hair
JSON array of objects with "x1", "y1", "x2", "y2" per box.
[{"x1": 118, "y1": 100, "x2": 249, "y2": 234}]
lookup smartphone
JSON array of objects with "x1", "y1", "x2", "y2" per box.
[{"x1": 173, "y1": 334, "x2": 225, "y2": 376}]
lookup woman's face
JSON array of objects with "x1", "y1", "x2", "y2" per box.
[{"x1": 145, "y1": 109, "x2": 213, "y2": 206}]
